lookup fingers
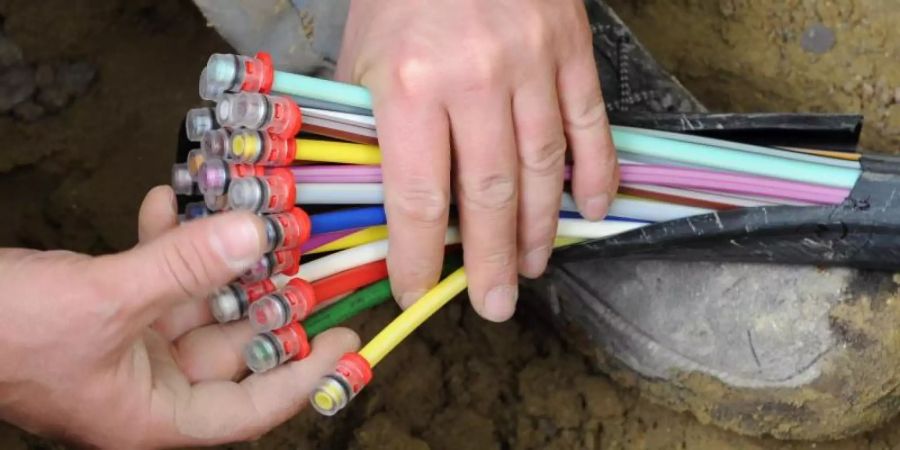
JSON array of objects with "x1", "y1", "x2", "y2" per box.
[
  {"x1": 557, "y1": 28, "x2": 618, "y2": 221},
  {"x1": 138, "y1": 185, "x2": 178, "y2": 243},
  {"x1": 173, "y1": 320, "x2": 255, "y2": 383},
  {"x1": 512, "y1": 75, "x2": 567, "y2": 278},
  {"x1": 159, "y1": 328, "x2": 359, "y2": 447},
  {"x1": 450, "y1": 94, "x2": 520, "y2": 322},
  {"x1": 89, "y1": 211, "x2": 267, "y2": 332},
  {"x1": 372, "y1": 91, "x2": 452, "y2": 309}
]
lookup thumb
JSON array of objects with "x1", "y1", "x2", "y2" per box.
[{"x1": 91, "y1": 211, "x2": 267, "y2": 328}]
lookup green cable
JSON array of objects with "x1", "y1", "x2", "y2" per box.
[
  {"x1": 302, "y1": 254, "x2": 465, "y2": 337},
  {"x1": 273, "y1": 71, "x2": 373, "y2": 111}
]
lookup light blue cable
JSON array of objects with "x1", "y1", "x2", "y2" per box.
[
  {"x1": 273, "y1": 72, "x2": 373, "y2": 110},
  {"x1": 610, "y1": 127, "x2": 861, "y2": 189}
]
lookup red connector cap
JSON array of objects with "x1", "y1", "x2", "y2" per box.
[
  {"x1": 280, "y1": 278, "x2": 317, "y2": 321},
  {"x1": 272, "y1": 322, "x2": 311, "y2": 361},
  {"x1": 335, "y1": 352, "x2": 373, "y2": 394},
  {"x1": 259, "y1": 134, "x2": 297, "y2": 166},
  {"x1": 267, "y1": 96, "x2": 303, "y2": 139},
  {"x1": 243, "y1": 52, "x2": 276, "y2": 94},
  {"x1": 243, "y1": 279, "x2": 277, "y2": 303},
  {"x1": 265, "y1": 169, "x2": 298, "y2": 213},
  {"x1": 272, "y1": 248, "x2": 302, "y2": 277},
  {"x1": 265, "y1": 207, "x2": 312, "y2": 251}
]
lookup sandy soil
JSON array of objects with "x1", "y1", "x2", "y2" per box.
[{"x1": 0, "y1": 0, "x2": 897, "y2": 449}]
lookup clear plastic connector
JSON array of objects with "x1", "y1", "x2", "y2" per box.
[
  {"x1": 187, "y1": 149, "x2": 206, "y2": 177},
  {"x1": 209, "y1": 279, "x2": 277, "y2": 323},
  {"x1": 240, "y1": 249, "x2": 301, "y2": 284},
  {"x1": 262, "y1": 208, "x2": 312, "y2": 252},
  {"x1": 200, "y1": 53, "x2": 274, "y2": 101},
  {"x1": 228, "y1": 129, "x2": 295, "y2": 166},
  {"x1": 310, "y1": 376, "x2": 351, "y2": 417},
  {"x1": 198, "y1": 158, "x2": 264, "y2": 197},
  {"x1": 201, "y1": 128, "x2": 231, "y2": 159},
  {"x1": 204, "y1": 192, "x2": 228, "y2": 212},
  {"x1": 243, "y1": 322, "x2": 310, "y2": 373},
  {"x1": 248, "y1": 278, "x2": 315, "y2": 331},
  {"x1": 227, "y1": 170, "x2": 296, "y2": 214},
  {"x1": 171, "y1": 163, "x2": 196, "y2": 195},
  {"x1": 185, "y1": 107, "x2": 217, "y2": 142},
  {"x1": 183, "y1": 202, "x2": 210, "y2": 222},
  {"x1": 310, "y1": 353, "x2": 373, "y2": 416},
  {"x1": 215, "y1": 93, "x2": 302, "y2": 139}
]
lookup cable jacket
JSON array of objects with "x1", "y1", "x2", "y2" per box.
[
  {"x1": 301, "y1": 229, "x2": 359, "y2": 253},
  {"x1": 308, "y1": 226, "x2": 389, "y2": 254}
]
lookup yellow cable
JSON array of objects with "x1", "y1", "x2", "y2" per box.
[
  {"x1": 295, "y1": 139, "x2": 382, "y2": 165},
  {"x1": 359, "y1": 268, "x2": 467, "y2": 366},
  {"x1": 779, "y1": 146, "x2": 862, "y2": 161},
  {"x1": 358, "y1": 240, "x2": 578, "y2": 367},
  {"x1": 308, "y1": 226, "x2": 389, "y2": 255}
]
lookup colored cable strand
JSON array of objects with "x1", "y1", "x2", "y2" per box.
[
  {"x1": 302, "y1": 254, "x2": 464, "y2": 338},
  {"x1": 610, "y1": 127, "x2": 861, "y2": 188},
  {"x1": 295, "y1": 139, "x2": 381, "y2": 165},
  {"x1": 312, "y1": 260, "x2": 388, "y2": 303},
  {"x1": 307, "y1": 226, "x2": 389, "y2": 255},
  {"x1": 310, "y1": 207, "x2": 387, "y2": 234},
  {"x1": 301, "y1": 229, "x2": 360, "y2": 253}
]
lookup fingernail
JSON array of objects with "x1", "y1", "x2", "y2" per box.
[
  {"x1": 522, "y1": 246, "x2": 551, "y2": 278},
  {"x1": 209, "y1": 214, "x2": 264, "y2": 271},
  {"x1": 399, "y1": 290, "x2": 426, "y2": 309},
  {"x1": 482, "y1": 285, "x2": 518, "y2": 322},
  {"x1": 583, "y1": 193, "x2": 610, "y2": 220}
]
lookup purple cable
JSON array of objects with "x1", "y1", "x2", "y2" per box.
[
  {"x1": 619, "y1": 165, "x2": 849, "y2": 204},
  {"x1": 301, "y1": 228, "x2": 360, "y2": 253}
]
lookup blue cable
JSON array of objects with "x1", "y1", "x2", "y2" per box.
[
  {"x1": 310, "y1": 207, "x2": 650, "y2": 235},
  {"x1": 310, "y1": 206, "x2": 387, "y2": 234}
]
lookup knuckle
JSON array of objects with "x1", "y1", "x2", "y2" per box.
[
  {"x1": 478, "y1": 247, "x2": 516, "y2": 269},
  {"x1": 159, "y1": 242, "x2": 211, "y2": 299},
  {"x1": 521, "y1": 137, "x2": 567, "y2": 175},
  {"x1": 566, "y1": 95, "x2": 608, "y2": 131},
  {"x1": 460, "y1": 174, "x2": 517, "y2": 211},
  {"x1": 388, "y1": 49, "x2": 438, "y2": 97},
  {"x1": 391, "y1": 182, "x2": 450, "y2": 225}
]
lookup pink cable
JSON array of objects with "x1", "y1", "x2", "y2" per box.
[
  {"x1": 290, "y1": 165, "x2": 575, "y2": 183},
  {"x1": 301, "y1": 228, "x2": 359, "y2": 253},
  {"x1": 289, "y1": 164, "x2": 849, "y2": 204},
  {"x1": 619, "y1": 165, "x2": 849, "y2": 204}
]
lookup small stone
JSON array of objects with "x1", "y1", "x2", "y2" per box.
[
  {"x1": 862, "y1": 83, "x2": 875, "y2": 99},
  {"x1": 34, "y1": 63, "x2": 55, "y2": 88},
  {"x1": 36, "y1": 85, "x2": 71, "y2": 112},
  {"x1": 56, "y1": 61, "x2": 96, "y2": 97},
  {"x1": 801, "y1": 23, "x2": 836, "y2": 54},
  {"x1": 719, "y1": 0, "x2": 736, "y2": 17},
  {"x1": 0, "y1": 35, "x2": 24, "y2": 68},
  {"x1": 12, "y1": 100, "x2": 45, "y2": 121},
  {"x1": 0, "y1": 65, "x2": 36, "y2": 113}
]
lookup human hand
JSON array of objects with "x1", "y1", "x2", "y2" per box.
[
  {"x1": 0, "y1": 186, "x2": 358, "y2": 448},
  {"x1": 336, "y1": 0, "x2": 618, "y2": 322}
]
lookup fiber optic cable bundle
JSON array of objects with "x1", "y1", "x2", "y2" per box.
[{"x1": 172, "y1": 52, "x2": 866, "y2": 418}]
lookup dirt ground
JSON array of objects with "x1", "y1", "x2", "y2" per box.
[{"x1": 0, "y1": 0, "x2": 897, "y2": 449}]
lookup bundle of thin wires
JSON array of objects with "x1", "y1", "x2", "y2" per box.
[{"x1": 174, "y1": 52, "x2": 864, "y2": 417}]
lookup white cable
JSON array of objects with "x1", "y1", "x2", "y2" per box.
[
  {"x1": 556, "y1": 219, "x2": 646, "y2": 239},
  {"x1": 561, "y1": 193, "x2": 712, "y2": 222},
  {"x1": 300, "y1": 107, "x2": 376, "y2": 129},
  {"x1": 301, "y1": 116, "x2": 378, "y2": 138},
  {"x1": 296, "y1": 183, "x2": 385, "y2": 204},
  {"x1": 274, "y1": 228, "x2": 462, "y2": 287}
]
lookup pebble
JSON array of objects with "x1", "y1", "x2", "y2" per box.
[
  {"x1": 0, "y1": 65, "x2": 36, "y2": 113},
  {"x1": 12, "y1": 100, "x2": 45, "y2": 122},
  {"x1": 0, "y1": 35, "x2": 23, "y2": 68},
  {"x1": 56, "y1": 61, "x2": 96, "y2": 97},
  {"x1": 37, "y1": 85, "x2": 71, "y2": 112},
  {"x1": 801, "y1": 23, "x2": 836, "y2": 54}
]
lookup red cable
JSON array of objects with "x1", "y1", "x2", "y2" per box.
[{"x1": 311, "y1": 259, "x2": 389, "y2": 307}]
